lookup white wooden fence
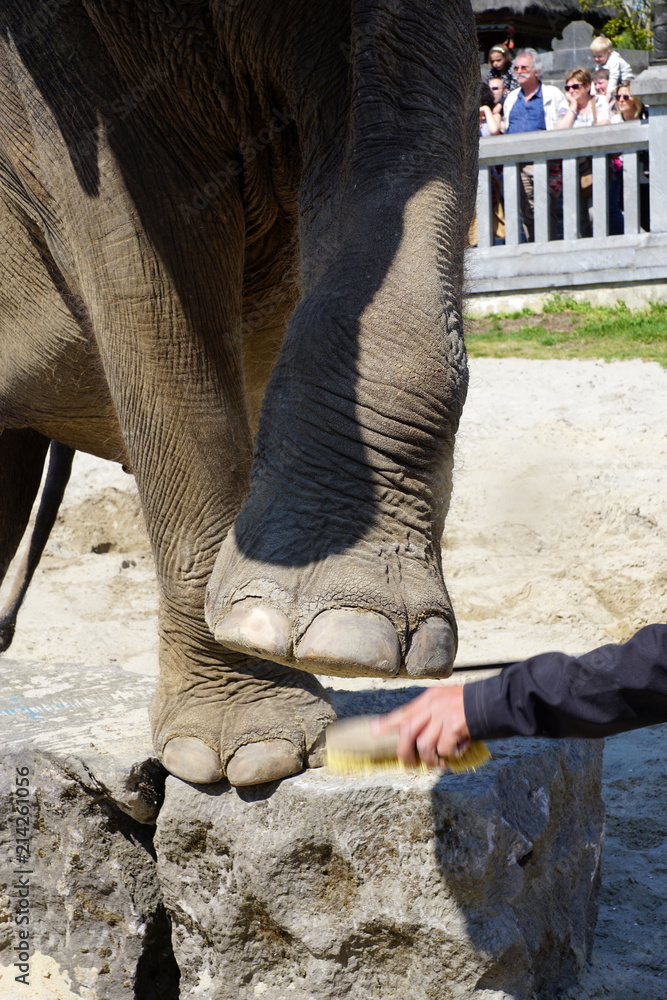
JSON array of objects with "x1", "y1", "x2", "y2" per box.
[
  {"x1": 468, "y1": 75, "x2": 667, "y2": 298},
  {"x1": 476, "y1": 122, "x2": 649, "y2": 244}
]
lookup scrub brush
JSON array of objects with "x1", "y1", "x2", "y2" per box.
[{"x1": 325, "y1": 715, "x2": 491, "y2": 776}]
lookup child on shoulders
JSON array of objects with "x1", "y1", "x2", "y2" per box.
[{"x1": 590, "y1": 36, "x2": 633, "y2": 103}]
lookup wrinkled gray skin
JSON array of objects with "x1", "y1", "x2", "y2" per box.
[
  {"x1": 0, "y1": 439, "x2": 73, "y2": 651},
  {"x1": 0, "y1": 1, "x2": 478, "y2": 786}
]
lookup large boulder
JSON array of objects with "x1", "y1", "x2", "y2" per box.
[
  {"x1": 156, "y1": 688, "x2": 604, "y2": 1000},
  {"x1": 0, "y1": 660, "x2": 179, "y2": 1000}
]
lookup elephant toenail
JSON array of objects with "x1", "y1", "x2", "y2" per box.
[
  {"x1": 163, "y1": 737, "x2": 223, "y2": 783},
  {"x1": 213, "y1": 602, "x2": 291, "y2": 658},
  {"x1": 405, "y1": 618, "x2": 456, "y2": 677},
  {"x1": 295, "y1": 609, "x2": 400, "y2": 677},
  {"x1": 226, "y1": 739, "x2": 303, "y2": 786}
]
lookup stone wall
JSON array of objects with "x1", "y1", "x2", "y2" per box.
[{"x1": 538, "y1": 21, "x2": 650, "y2": 88}]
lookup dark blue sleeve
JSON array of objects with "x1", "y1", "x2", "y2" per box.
[{"x1": 463, "y1": 624, "x2": 667, "y2": 740}]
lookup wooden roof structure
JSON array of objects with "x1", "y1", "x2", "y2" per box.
[{"x1": 472, "y1": 1, "x2": 613, "y2": 54}]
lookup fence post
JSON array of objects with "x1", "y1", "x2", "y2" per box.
[
  {"x1": 476, "y1": 167, "x2": 492, "y2": 247},
  {"x1": 634, "y1": 52, "x2": 667, "y2": 232}
]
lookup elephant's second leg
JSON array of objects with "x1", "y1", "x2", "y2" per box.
[
  {"x1": 109, "y1": 330, "x2": 334, "y2": 785},
  {"x1": 0, "y1": 441, "x2": 74, "y2": 652},
  {"x1": 88, "y1": 200, "x2": 334, "y2": 785},
  {"x1": 0, "y1": 429, "x2": 50, "y2": 651}
]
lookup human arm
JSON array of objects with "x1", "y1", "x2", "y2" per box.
[
  {"x1": 545, "y1": 86, "x2": 567, "y2": 130},
  {"x1": 373, "y1": 625, "x2": 667, "y2": 765},
  {"x1": 480, "y1": 104, "x2": 501, "y2": 136},
  {"x1": 619, "y1": 54, "x2": 634, "y2": 85},
  {"x1": 464, "y1": 625, "x2": 667, "y2": 740},
  {"x1": 556, "y1": 102, "x2": 577, "y2": 128}
]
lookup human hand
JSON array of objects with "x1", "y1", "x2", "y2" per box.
[{"x1": 371, "y1": 685, "x2": 470, "y2": 768}]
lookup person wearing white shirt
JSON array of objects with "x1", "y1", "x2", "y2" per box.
[
  {"x1": 590, "y1": 36, "x2": 634, "y2": 102},
  {"x1": 556, "y1": 67, "x2": 611, "y2": 129},
  {"x1": 501, "y1": 49, "x2": 565, "y2": 241},
  {"x1": 556, "y1": 67, "x2": 611, "y2": 237}
]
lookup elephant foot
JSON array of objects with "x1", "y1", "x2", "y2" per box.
[
  {"x1": 151, "y1": 654, "x2": 335, "y2": 786},
  {"x1": 206, "y1": 531, "x2": 457, "y2": 679}
]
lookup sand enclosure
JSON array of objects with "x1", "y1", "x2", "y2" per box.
[{"x1": 2, "y1": 357, "x2": 666, "y2": 998}]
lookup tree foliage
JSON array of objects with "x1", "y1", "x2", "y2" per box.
[{"x1": 579, "y1": 0, "x2": 653, "y2": 49}]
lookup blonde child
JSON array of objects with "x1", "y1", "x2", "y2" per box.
[{"x1": 590, "y1": 36, "x2": 633, "y2": 102}]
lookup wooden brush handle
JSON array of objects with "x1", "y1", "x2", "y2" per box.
[{"x1": 325, "y1": 716, "x2": 399, "y2": 761}]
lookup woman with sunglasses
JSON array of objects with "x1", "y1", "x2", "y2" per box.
[
  {"x1": 613, "y1": 84, "x2": 648, "y2": 122},
  {"x1": 556, "y1": 67, "x2": 611, "y2": 129},
  {"x1": 611, "y1": 85, "x2": 650, "y2": 232},
  {"x1": 555, "y1": 69, "x2": 610, "y2": 236}
]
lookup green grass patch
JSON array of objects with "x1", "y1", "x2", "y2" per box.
[{"x1": 465, "y1": 297, "x2": 667, "y2": 365}]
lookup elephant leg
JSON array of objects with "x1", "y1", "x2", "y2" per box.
[
  {"x1": 81, "y1": 180, "x2": 333, "y2": 786},
  {"x1": 207, "y1": 184, "x2": 471, "y2": 682},
  {"x1": 0, "y1": 37, "x2": 333, "y2": 785},
  {"x1": 0, "y1": 429, "x2": 51, "y2": 651}
]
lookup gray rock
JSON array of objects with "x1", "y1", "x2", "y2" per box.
[
  {"x1": 0, "y1": 668, "x2": 605, "y2": 1000},
  {"x1": 0, "y1": 658, "x2": 163, "y2": 824},
  {"x1": 0, "y1": 660, "x2": 179, "y2": 999},
  {"x1": 157, "y1": 689, "x2": 604, "y2": 1000}
]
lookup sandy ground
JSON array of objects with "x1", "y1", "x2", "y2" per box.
[{"x1": 1, "y1": 357, "x2": 666, "y2": 999}]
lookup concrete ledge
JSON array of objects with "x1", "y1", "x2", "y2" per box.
[
  {"x1": 465, "y1": 278, "x2": 667, "y2": 316},
  {"x1": 466, "y1": 233, "x2": 667, "y2": 297},
  {"x1": 157, "y1": 690, "x2": 604, "y2": 1000}
]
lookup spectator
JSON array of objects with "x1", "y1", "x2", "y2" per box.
[
  {"x1": 479, "y1": 82, "x2": 504, "y2": 242},
  {"x1": 593, "y1": 67, "x2": 613, "y2": 109},
  {"x1": 556, "y1": 68, "x2": 611, "y2": 237},
  {"x1": 488, "y1": 74, "x2": 508, "y2": 110},
  {"x1": 479, "y1": 82, "x2": 502, "y2": 137},
  {"x1": 612, "y1": 85, "x2": 650, "y2": 232},
  {"x1": 590, "y1": 35, "x2": 633, "y2": 103},
  {"x1": 484, "y1": 44, "x2": 518, "y2": 93},
  {"x1": 556, "y1": 67, "x2": 611, "y2": 128},
  {"x1": 501, "y1": 49, "x2": 565, "y2": 241},
  {"x1": 614, "y1": 84, "x2": 647, "y2": 122},
  {"x1": 593, "y1": 68, "x2": 610, "y2": 95}
]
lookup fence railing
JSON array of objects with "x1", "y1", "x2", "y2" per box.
[
  {"x1": 468, "y1": 90, "x2": 667, "y2": 300},
  {"x1": 476, "y1": 121, "x2": 650, "y2": 246}
]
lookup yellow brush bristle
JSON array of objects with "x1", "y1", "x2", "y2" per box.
[
  {"x1": 326, "y1": 740, "x2": 491, "y2": 777},
  {"x1": 442, "y1": 741, "x2": 491, "y2": 773}
]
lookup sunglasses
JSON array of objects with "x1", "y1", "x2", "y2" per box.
[
  {"x1": 617, "y1": 94, "x2": 631, "y2": 101},
  {"x1": 514, "y1": 64, "x2": 532, "y2": 71},
  {"x1": 565, "y1": 83, "x2": 583, "y2": 91}
]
